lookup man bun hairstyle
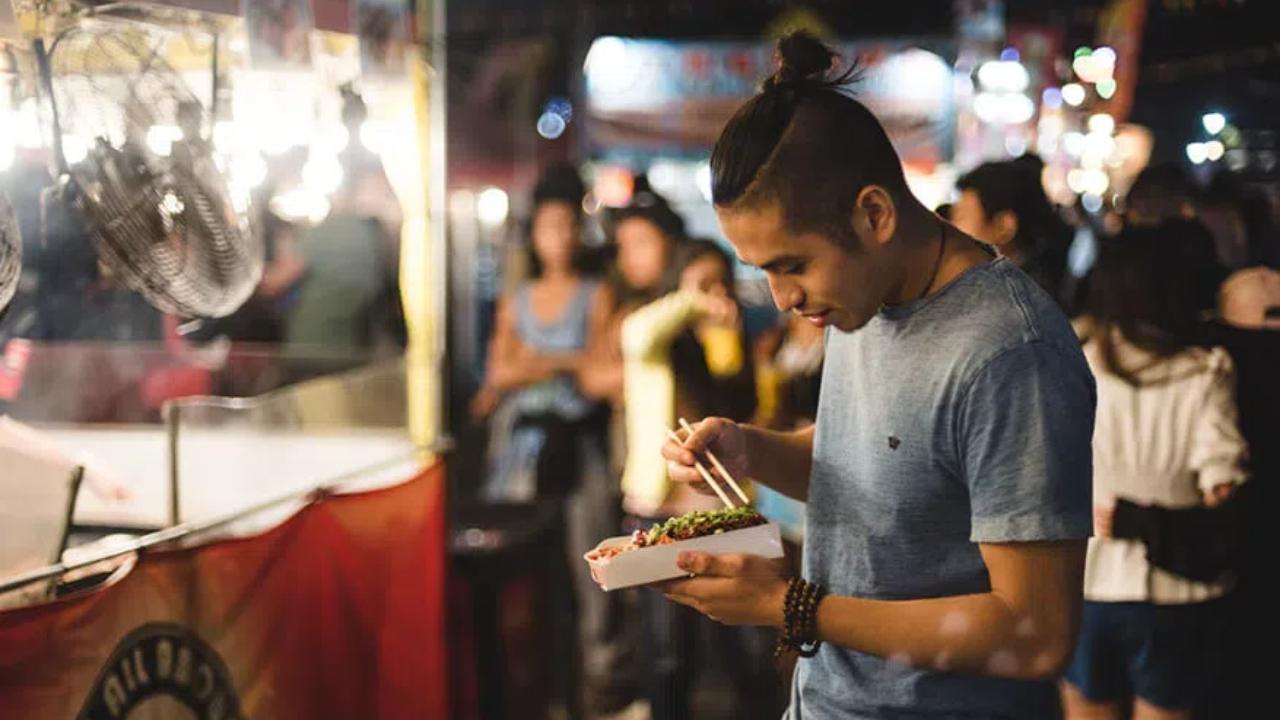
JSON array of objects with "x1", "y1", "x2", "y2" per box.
[
  {"x1": 711, "y1": 31, "x2": 909, "y2": 248},
  {"x1": 770, "y1": 31, "x2": 843, "y2": 86}
]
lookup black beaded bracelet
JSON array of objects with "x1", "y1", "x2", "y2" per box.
[
  {"x1": 797, "y1": 580, "x2": 825, "y2": 657},
  {"x1": 775, "y1": 577, "x2": 826, "y2": 658}
]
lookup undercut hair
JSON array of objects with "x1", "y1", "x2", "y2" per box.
[{"x1": 710, "y1": 31, "x2": 910, "y2": 248}]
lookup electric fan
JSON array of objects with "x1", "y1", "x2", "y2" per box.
[{"x1": 36, "y1": 14, "x2": 260, "y2": 318}]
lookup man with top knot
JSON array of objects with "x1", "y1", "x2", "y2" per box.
[{"x1": 660, "y1": 32, "x2": 1095, "y2": 719}]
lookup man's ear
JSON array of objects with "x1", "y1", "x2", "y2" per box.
[{"x1": 852, "y1": 185, "x2": 897, "y2": 247}]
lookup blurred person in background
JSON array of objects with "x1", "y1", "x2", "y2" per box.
[
  {"x1": 1218, "y1": 264, "x2": 1280, "y2": 331},
  {"x1": 619, "y1": 238, "x2": 756, "y2": 520},
  {"x1": 951, "y1": 159, "x2": 1072, "y2": 306},
  {"x1": 753, "y1": 311, "x2": 824, "y2": 436},
  {"x1": 336, "y1": 84, "x2": 404, "y2": 251},
  {"x1": 608, "y1": 182, "x2": 688, "y2": 310},
  {"x1": 1121, "y1": 163, "x2": 1197, "y2": 227},
  {"x1": 337, "y1": 84, "x2": 405, "y2": 350},
  {"x1": 1124, "y1": 164, "x2": 1227, "y2": 318},
  {"x1": 578, "y1": 189, "x2": 687, "y2": 472},
  {"x1": 619, "y1": 237, "x2": 777, "y2": 720},
  {"x1": 751, "y1": 308, "x2": 822, "y2": 548},
  {"x1": 470, "y1": 163, "x2": 612, "y2": 500},
  {"x1": 188, "y1": 151, "x2": 307, "y2": 346},
  {"x1": 285, "y1": 88, "x2": 403, "y2": 353},
  {"x1": 1196, "y1": 182, "x2": 1280, "y2": 720},
  {"x1": 0, "y1": 151, "x2": 160, "y2": 345},
  {"x1": 469, "y1": 164, "x2": 633, "y2": 717},
  {"x1": 1064, "y1": 218, "x2": 1247, "y2": 720},
  {"x1": 1064, "y1": 163, "x2": 1227, "y2": 320},
  {"x1": 0, "y1": 155, "x2": 60, "y2": 343},
  {"x1": 751, "y1": 310, "x2": 822, "y2": 689},
  {"x1": 1199, "y1": 171, "x2": 1280, "y2": 331},
  {"x1": 1196, "y1": 172, "x2": 1264, "y2": 272},
  {"x1": 570, "y1": 186, "x2": 687, "y2": 719},
  {"x1": 283, "y1": 202, "x2": 388, "y2": 351}
]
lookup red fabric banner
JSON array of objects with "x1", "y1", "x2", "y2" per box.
[{"x1": 0, "y1": 462, "x2": 448, "y2": 719}]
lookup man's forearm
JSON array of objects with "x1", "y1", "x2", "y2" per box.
[
  {"x1": 810, "y1": 591, "x2": 1074, "y2": 682},
  {"x1": 742, "y1": 424, "x2": 813, "y2": 501}
]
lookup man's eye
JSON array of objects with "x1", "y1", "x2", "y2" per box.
[{"x1": 786, "y1": 263, "x2": 806, "y2": 275}]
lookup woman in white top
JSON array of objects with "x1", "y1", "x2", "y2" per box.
[{"x1": 1063, "y1": 219, "x2": 1248, "y2": 720}]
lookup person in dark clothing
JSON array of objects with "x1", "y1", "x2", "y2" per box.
[
  {"x1": 1064, "y1": 164, "x2": 1229, "y2": 321},
  {"x1": 285, "y1": 88, "x2": 403, "y2": 352},
  {"x1": 472, "y1": 163, "x2": 639, "y2": 716},
  {"x1": 1123, "y1": 163, "x2": 1197, "y2": 228},
  {"x1": 1196, "y1": 171, "x2": 1279, "y2": 271},
  {"x1": 1126, "y1": 164, "x2": 1228, "y2": 318},
  {"x1": 1197, "y1": 319, "x2": 1280, "y2": 720},
  {"x1": 951, "y1": 160, "x2": 1072, "y2": 306}
]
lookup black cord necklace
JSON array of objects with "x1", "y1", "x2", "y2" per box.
[
  {"x1": 901, "y1": 221, "x2": 952, "y2": 304},
  {"x1": 911, "y1": 222, "x2": 949, "y2": 303}
]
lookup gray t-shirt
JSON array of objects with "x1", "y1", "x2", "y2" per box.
[{"x1": 789, "y1": 258, "x2": 1095, "y2": 719}]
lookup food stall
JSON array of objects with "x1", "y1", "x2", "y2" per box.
[{"x1": 0, "y1": 1, "x2": 449, "y2": 716}]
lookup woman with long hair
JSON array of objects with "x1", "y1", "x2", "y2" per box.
[
  {"x1": 1064, "y1": 218, "x2": 1248, "y2": 720},
  {"x1": 472, "y1": 164, "x2": 641, "y2": 716},
  {"x1": 577, "y1": 190, "x2": 686, "y2": 470},
  {"x1": 474, "y1": 165, "x2": 613, "y2": 501},
  {"x1": 619, "y1": 238, "x2": 779, "y2": 719}
]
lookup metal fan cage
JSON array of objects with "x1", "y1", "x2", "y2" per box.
[{"x1": 45, "y1": 18, "x2": 260, "y2": 318}]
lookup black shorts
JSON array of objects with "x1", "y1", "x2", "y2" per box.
[{"x1": 1064, "y1": 599, "x2": 1226, "y2": 710}]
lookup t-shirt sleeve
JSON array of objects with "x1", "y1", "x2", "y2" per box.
[{"x1": 958, "y1": 341, "x2": 1096, "y2": 543}]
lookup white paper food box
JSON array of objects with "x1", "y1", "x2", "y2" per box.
[{"x1": 584, "y1": 522, "x2": 784, "y2": 591}]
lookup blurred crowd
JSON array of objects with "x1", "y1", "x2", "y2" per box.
[{"x1": 463, "y1": 157, "x2": 1279, "y2": 720}]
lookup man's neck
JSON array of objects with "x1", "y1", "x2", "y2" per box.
[
  {"x1": 883, "y1": 208, "x2": 945, "y2": 306},
  {"x1": 885, "y1": 207, "x2": 990, "y2": 305}
]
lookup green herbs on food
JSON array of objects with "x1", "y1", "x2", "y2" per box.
[{"x1": 643, "y1": 506, "x2": 766, "y2": 546}]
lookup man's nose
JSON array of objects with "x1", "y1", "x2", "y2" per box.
[{"x1": 767, "y1": 275, "x2": 802, "y2": 313}]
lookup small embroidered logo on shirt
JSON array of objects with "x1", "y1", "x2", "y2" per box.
[{"x1": 888, "y1": 436, "x2": 901, "y2": 450}]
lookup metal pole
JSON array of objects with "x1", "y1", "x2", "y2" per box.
[
  {"x1": 429, "y1": 0, "x2": 449, "y2": 436},
  {"x1": 166, "y1": 401, "x2": 181, "y2": 526},
  {"x1": 406, "y1": 0, "x2": 448, "y2": 451},
  {"x1": 209, "y1": 31, "x2": 220, "y2": 127}
]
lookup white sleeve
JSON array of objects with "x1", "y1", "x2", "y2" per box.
[
  {"x1": 1189, "y1": 349, "x2": 1249, "y2": 492},
  {"x1": 620, "y1": 291, "x2": 699, "y2": 361}
]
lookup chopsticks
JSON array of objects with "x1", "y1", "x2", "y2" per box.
[
  {"x1": 665, "y1": 428, "x2": 735, "y2": 508},
  {"x1": 665, "y1": 417, "x2": 751, "y2": 509},
  {"x1": 679, "y1": 418, "x2": 750, "y2": 505}
]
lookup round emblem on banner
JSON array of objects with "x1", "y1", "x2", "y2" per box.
[{"x1": 77, "y1": 623, "x2": 243, "y2": 720}]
